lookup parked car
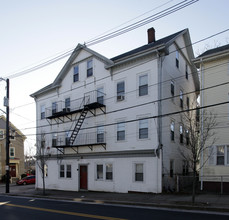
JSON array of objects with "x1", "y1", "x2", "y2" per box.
[{"x1": 16, "y1": 175, "x2": 35, "y2": 185}]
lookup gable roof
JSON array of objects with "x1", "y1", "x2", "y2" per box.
[
  {"x1": 197, "y1": 44, "x2": 229, "y2": 58},
  {"x1": 111, "y1": 29, "x2": 185, "y2": 62},
  {"x1": 0, "y1": 115, "x2": 26, "y2": 139},
  {"x1": 31, "y1": 28, "x2": 199, "y2": 97}
]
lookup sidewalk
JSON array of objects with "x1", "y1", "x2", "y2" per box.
[{"x1": 1, "y1": 183, "x2": 229, "y2": 213}]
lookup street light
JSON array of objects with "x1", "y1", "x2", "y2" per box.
[{"x1": 0, "y1": 77, "x2": 10, "y2": 193}]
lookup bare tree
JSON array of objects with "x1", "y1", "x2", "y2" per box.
[
  {"x1": 36, "y1": 134, "x2": 50, "y2": 195},
  {"x1": 179, "y1": 106, "x2": 218, "y2": 204}
]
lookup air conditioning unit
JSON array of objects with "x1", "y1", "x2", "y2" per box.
[{"x1": 117, "y1": 95, "x2": 125, "y2": 101}]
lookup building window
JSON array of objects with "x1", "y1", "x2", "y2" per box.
[
  {"x1": 186, "y1": 97, "x2": 190, "y2": 110},
  {"x1": 52, "y1": 102, "x2": 57, "y2": 115},
  {"x1": 97, "y1": 87, "x2": 104, "y2": 105},
  {"x1": 10, "y1": 130, "x2": 15, "y2": 140},
  {"x1": 41, "y1": 105, "x2": 45, "y2": 119},
  {"x1": 186, "y1": 129, "x2": 189, "y2": 145},
  {"x1": 135, "y1": 163, "x2": 143, "y2": 182},
  {"x1": 87, "y1": 59, "x2": 93, "y2": 77},
  {"x1": 176, "y1": 51, "x2": 179, "y2": 68},
  {"x1": 73, "y1": 65, "x2": 79, "y2": 82},
  {"x1": 52, "y1": 133, "x2": 57, "y2": 146},
  {"x1": 170, "y1": 160, "x2": 174, "y2": 178},
  {"x1": 0, "y1": 130, "x2": 4, "y2": 139},
  {"x1": 65, "y1": 131, "x2": 70, "y2": 145},
  {"x1": 171, "y1": 80, "x2": 175, "y2": 97},
  {"x1": 227, "y1": 146, "x2": 229, "y2": 165},
  {"x1": 66, "y1": 165, "x2": 72, "y2": 178},
  {"x1": 185, "y1": 63, "x2": 189, "y2": 79},
  {"x1": 64, "y1": 98, "x2": 71, "y2": 112},
  {"x1": 60, "y1": 164, "x2": 65, "y2": 178},
  {"x1": 9, "y1": 147, "x2": 15, "y2": 158},
  {"x1": 139, "y1": 74, "x2": 148, "y2": 96},
  {"x1": 106, "y1": 164, "x2": 113, "y2": 180},
  {"x1": 97, "y1": 126, "x2": 104, "y2": 143},
  {"x1": 180, "y1": 90, "x2": 183, "y2": 108},
  {"x1": 117, "y1": 122, "x2": 125, "y2": 141},
  {"x1": 180, "y1": 125, "x2": 183, "y2": 144},
  {"x1": 117, "y1": 81, "x2": 125, "y2": 101},
  {"x1": 139, "y1": 119, "x2": 148, "y2": 139},
  {"x1": 170, "y1": 121, "x2": 175, "y2": 141},
  {"x1": 217, "y1": 146, "x2": 225, "y2": 165},
  {"x1": 97, "y1": 164, "x2": 103, "y2": 180}
]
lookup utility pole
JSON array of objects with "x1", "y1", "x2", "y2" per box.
[{"x1": 4, "y1": 79, "x2": 10, "y2": 193}]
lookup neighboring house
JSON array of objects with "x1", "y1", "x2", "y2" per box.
[
  {"x1": 31, "y1": 27, "x2": 199, "y2": 193},
  {"x1": 193, "y1": 44, "x2": 229, "y2": 192},
  {"x1": 0, "y1": 115, "x2": 26, "y2": 182}
]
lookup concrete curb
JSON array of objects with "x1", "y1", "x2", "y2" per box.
[{"x1": 2, "y1": 192, "x2": 229, "y2": 214}]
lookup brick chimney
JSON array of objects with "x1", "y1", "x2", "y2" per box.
[{"x1": 147, "y1": 27, "x2": 156, "y2": 44}]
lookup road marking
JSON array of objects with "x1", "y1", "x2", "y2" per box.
[{"x1": 4, "y1": 203, "x2": 127, "y2": 220}]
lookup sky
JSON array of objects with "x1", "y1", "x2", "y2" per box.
[{"x1": 0, "y1": 0, "x2": 228, "y2": 155}]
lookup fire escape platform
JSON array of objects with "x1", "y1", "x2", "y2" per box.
[{"x1": 46, "y1": 102, "x2": 105, "y2": 120}]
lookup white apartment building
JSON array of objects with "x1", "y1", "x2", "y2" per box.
[{"x1": 31, "y1": 28, "x2": 199, "y2": 193}]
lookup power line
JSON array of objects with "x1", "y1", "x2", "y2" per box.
[{"x1": 2, "y1": 0, "x2": 199, "y2": 79}]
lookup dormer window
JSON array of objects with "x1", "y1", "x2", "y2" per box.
[{"x1": 87, "y1": 59, "x2": 93, "y2": 77}]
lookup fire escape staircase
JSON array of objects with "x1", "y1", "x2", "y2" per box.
[{"x1": 69, "y1": 105, "x2": 89, "y2": 146}]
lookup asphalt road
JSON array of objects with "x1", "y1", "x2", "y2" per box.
[{"x1": 0, "y1": 194, "x2": 229, "y2": 220}]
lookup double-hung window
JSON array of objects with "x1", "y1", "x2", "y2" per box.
[
  {"x1": 97, "y1": 87, "x2": 104, "y2": 105},
  {"x1": 217, "y1": 146, "x2": 225, "y2": 165},
  {"x1": 106, "y1": 164, "x2": 113, "y2": 180},
  {"x1": 117, "y1": 81, "x2": 125, "y2": 101},
  {"x1": 185, "y1": 63, "x2": 189, "y2": 79},
  {"x1": 73, "y1": 65, "x2": 79, "y2": 82},
  {"x1": 180, "y1": 90, "x2": 183, "y2": 108},
  {"x1": 41, "y1": 105, "x2": 45, "y2": 119},
  {"x1": 9, "y1": 147, "x2": 15, "y2": 158},
  {"x1": 97, "y1": 164, "x2": 103, "y2": 180},
  {"x1": 0, "y1": 130, "x2": 4, "y2": 139},
  {"x1": 65, "y1": 98, "x2": 71, "y2": 112},
  {"x1": 117, "y1": 122, "x2": 125, "y2": 141},
  {"x1": 60, "y1": 165, "x2": 65, "y2": 178},
  {"x1": 139, "y1": 74, "x2": 148, "y2": 96},
  {"x1": 87, "y1": 59, "x2": 93, "y2": 77},
  {"x1": 97, "y1": 126, "x2": 104, "y2": 143},
  {"x1": 179, "y1": 124, "x2": 183, "y2": 144},
  {"x1": 139, "y1": 119, "x2": 148, "y2": 139},
  {"x1": 135, "y1": 163, "x2": 143, "y2": 182},
  {"x1": 176, "y1": 51, "x2": 179, "y2": 68},
  {"x1": 52, "y1": 102, "x2": 57, "y2": 115},
  {"x1": 52, "y1": 133, "x2": 57, "y2": 146},
  {"x1": 171, "y1": 80, "x2": 175, "y2": 97},
  {"x1": 66, "y1": 165, "x2": 72, "y2": 178},
  {"x1": 170, "y1": 121, "x2": 175, "y2": 141}
]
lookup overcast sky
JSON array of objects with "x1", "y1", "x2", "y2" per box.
[{"x1": 0, "y1": 0, "x2": 228, "y2": 155}]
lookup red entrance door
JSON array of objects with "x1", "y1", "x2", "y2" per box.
[
  {"x1": 10, "y1": 165, "x2": 16, "y2": 177},
  {"x1": 80, "y1": 165, "x2": 88, "y2": 190}
]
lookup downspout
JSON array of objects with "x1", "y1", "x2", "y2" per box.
[
  {"x1": 157, "y1": 51, "x2": 163, "y2": 192},
  {"x1": 200, "y1": 58, "x2": 204, "y2": 191}
]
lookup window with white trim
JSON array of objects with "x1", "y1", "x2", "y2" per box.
[
  {"x1": 139, "y1": 119, "x2": 148, "y2": 139},
  {"x1": 96, "y1": 164, "x2": 103, "y2": 180},
  {"x1": 97, "y1": 126, "x2": 104, "y2": 143},
  {"x1": 41, "y1": 105, "x2": 45, "y2": 119},
  {"x1": 60, "y1": 164, "x2": 65, "y2": 178},
  {"x1": 106, "y1": 164, "x2": 113, "y2": 180},
  {"x1": 209, "y1": 145, "x2": 229, "y2": 166},
  {"x1": 117, "y1": 81, "x2": 125, "y2": 101},
  {"x1": 180, "y1": 90, "x2": 183, "y2": 108},
  {"x1": 73, "y1": 65, "x2": 79, "y2": 82},
  {"x1": 217, "y1": 146, "x2": 225, "y2": 165},
  {"x1": 170, "y1": 121, "x2": 175, "y2": 141},
  {"x1": 176, "y1": 51, "x2": 179, "y2": 68},
  {"x1": 179, "y1": 124, "x2": 183, "y2": 144},
  {"x1": 97, "y1": 87, "x2": 104, "y2": 105},
  {"x1": 139, "y1": 74, "x2": 148, "y2": 96},
  {"x1": 135, "y1": 163, "x2": 144, "y2": 182},
  {"x1": 9, "y1": 147, "x2": 15, "y2": 158},
  {"x1": 171, "y1": 80, "x2": 175, "y2": 97},
  {"x1": 66, "y1": 164, "x2": 72, "y2": 178},
  {"x1": 87, "y1": 59, "x2": 93, "y2": 77},
  {"x1": 117, "y1": 122, "x2": 125, "y2": 141}
]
